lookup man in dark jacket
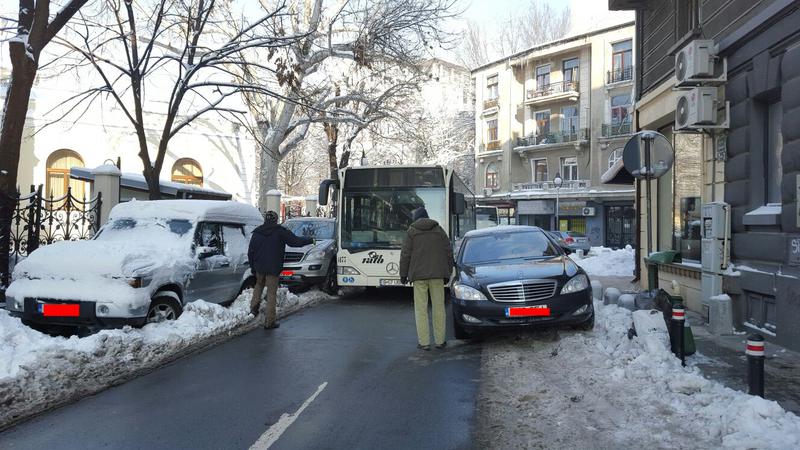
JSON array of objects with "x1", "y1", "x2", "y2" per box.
[
  {"x1": 248, "y1": 210, "x2": 313, "y2": 329},
  {"x1": 399, "y1": 207, "x2": 454, "y2": 350}
]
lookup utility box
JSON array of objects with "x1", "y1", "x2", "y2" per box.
[
  {"x1": 702, "y1": 202, "x2": 730, "y2": 240},
  {"x1": 701, "y1": 201, "x2": 733, "y2": 336},
  {"x1": 701, "y1": 238, "x2": 728, "y2": 273},
  {"x1": 702, "y1": 291, "x2": 734, "y2": 335}
]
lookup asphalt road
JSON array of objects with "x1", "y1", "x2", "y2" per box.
[{"x1": 0, "y1": 289, "x2": 481, "y2": 450}]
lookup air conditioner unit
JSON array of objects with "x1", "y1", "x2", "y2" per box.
[
  {"x1": 675, "y1": 86, "x2": 718, "y2": 130},
  {"x1": 675, "y1": 40, "x2": 715, "y2": 85},
  {"x1": 582, "y1": 207, "x2": 595, "y2": 217},
  {"x1": 483, "y1": 188, "x2": 494, "y2": 196}
]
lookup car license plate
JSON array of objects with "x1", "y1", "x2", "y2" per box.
[
  {"x1": 380, "y1": 279, "x2": 403, "y2": 286},
  {"x1": 506, "y1": 305, "x2": 550, "y2": 317},
  {"x1": 38, "y1": 302, "x2": 80, "y2": 317}
]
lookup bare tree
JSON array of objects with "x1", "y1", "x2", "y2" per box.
[
  {"x1": 52, "y1": 0, "x2": 300, "y2": 199},
  {"x1": 237, "y1": 0, "x2": 458, "y2": 210}
]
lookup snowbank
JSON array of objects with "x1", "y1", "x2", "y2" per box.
[
  {"x1": 571, "y1": 245, "x2": 635, "y2": 277},
  {"x1": 0, "y1": 289, "x2": 331, "y2": 428}
]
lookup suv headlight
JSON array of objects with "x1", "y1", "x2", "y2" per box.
[
  {"x1": 305, "y1": 246, "x2": 332, "y2": 262},
  {"x1": 561, "y1": 274, "x2": 589, "y2": 294},
  {"x1": 452, "y1": 283, "x2": 487, "y2": 301},
  {"x1": 338, "y1": 266, "x2": 360, "y2": 275},
  {"x1": 6, "y1": 296, "x2": 23, "y2": 312}
]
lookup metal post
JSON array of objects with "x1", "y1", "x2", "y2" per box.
[
  {"x1": 555, "y1": 188, "x2": 560, "y2": 230},
  {"x1": 644, "y1": 137, "x2": 653, "y2": 257},
  {"x1": 746, "y1": 334, "x2": 765, "y2": 397},
  {"x1": 671, "y1": 302, "x2": 686, "y2": 366}
]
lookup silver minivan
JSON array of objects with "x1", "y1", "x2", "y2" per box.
[{"x1": 5, "y1": 200, "x2": 263, "y2": 328}]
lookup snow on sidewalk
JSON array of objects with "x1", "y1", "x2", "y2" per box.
[
  {"x1": 571, "y1": 245, "x2": 635, "y2": 278},
  {"x1": 477, "y1": 301, "x2": 800, "y2": 449},
  {"x1": 0, "y1": 288, "x2": 331, "y2": 428}
]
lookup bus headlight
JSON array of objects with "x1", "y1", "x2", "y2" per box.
[{"x1": 338, "y1": 266, "x2": 361, "y2": 275}]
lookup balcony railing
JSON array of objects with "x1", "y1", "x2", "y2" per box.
[
  {"x1": 601, "y1": 122, "x2": 633, "y2": 137},
  {"x1": 483, "y1": 98, "x2": 499, "y2": 110},
  {"x1": 485, "y1": 140, "x2": 501, "y2": 151},
  {"x1": 526, "y1": 80, "x2": 579, "y2": 100},
  {"x1": 515, "y1": 129, "x2": 588, "y2": 147},
  {"x1": 513, "y1": 179, "x2": 590, "y2": 192},
  {"x1": 607, "y1": 66, "x2": 633, "y2": 84}
]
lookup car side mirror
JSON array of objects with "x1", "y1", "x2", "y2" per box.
[
  {"x1": 196, "y1": 246, "x2": 219, "y2": 260},
  {"x1": 561, "y1": 246, "x2": 574, "y2": 255}
]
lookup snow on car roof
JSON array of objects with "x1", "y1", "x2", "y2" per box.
[
  {"x1": 109, "y1": 200, "x2": 264, "y2": 225},
  {"x1": 464, "y1": 225, "x2": 542, "y2": 237}
]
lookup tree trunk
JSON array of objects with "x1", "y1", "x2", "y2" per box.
[{"x1": 258, "y1": 146, "x2": 280, "y2": 212}]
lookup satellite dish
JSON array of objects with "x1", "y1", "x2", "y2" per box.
[{"x1": 622, "y1": 131, "x2": 674, "y2": 180}]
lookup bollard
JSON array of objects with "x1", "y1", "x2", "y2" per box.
[
  {"x1": 671, "y1": 302, "x2": 686, "y2": 367},
  {"x1": 746, "y1": 334, "x2": 765, "y2": 398}
]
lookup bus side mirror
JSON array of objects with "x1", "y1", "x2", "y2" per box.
[
  {"x1": 453, "y1": 193, "x2": 466, "y2": 215},
  {"x1": 319, "y1": 179, "x2": 339, "y2": 206}
]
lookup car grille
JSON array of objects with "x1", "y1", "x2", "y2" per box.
[
  {"x1": 284, "y1": 252, "x2": 304, "y2": 263},
  {"x1": 487, "y1": 280, "x2": 558, "y2": 303}
]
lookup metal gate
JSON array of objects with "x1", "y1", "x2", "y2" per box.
[
  {"x1": 0, "y1": 185, "x2": 102, "y2": 292},
  {"x1": 606, "y1": 205, "x2": 635, "y2": 249}
]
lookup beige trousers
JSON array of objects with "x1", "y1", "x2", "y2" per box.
[
  {"x1": 413, "y1": 279, "x2": 446, "y2": 346},
  {"x1": 251, "y1": 274, "x2": 280, "y2": 326}
]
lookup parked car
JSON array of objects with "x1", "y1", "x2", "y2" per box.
[
  {"x1": 451, "y1": 226, "x2": 594, "y2": 339},
  {"x1": 547, "y1": 230, "x2": 591, "y2": 253},
  {"x1": 5, "y1": 200, "x2": 264, "y2": 328},
  {"x1": 280, "y1": 217, "x2": 337, "y2": 294}
]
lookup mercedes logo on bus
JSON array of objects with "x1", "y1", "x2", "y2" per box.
[{"x1": 386, "y1": 262, "x2": 399, "y2": 275}]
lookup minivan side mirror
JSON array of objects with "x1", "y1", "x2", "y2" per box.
[{"x1": 196, "y1": 246, "x2": 219, "y2": 260}]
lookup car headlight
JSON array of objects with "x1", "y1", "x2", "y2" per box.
[
  {"x1": 6, "y1": 296, "x2": 23, "y2": 312},
  {"x1": 305, "y1": 246, "x2": 332, "y2": 261},
  {"x1": 338, "y1": 266, "x2": 360, "y2": 275},
  {"x1": 127, "y1": 277, "x2": 143, "y2": 288},
  {"x1": 561, "y1": 274, "x2": 589, "y2": 294},
  {"x1": 452, "y1": 283, "x2": 487, "y2": 301}
]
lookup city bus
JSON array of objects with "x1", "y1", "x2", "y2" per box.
[
  {"x1": 475, "y1": 205, "x2": 500, "y2": 229},
  {"x1": 319, "y1": 165, "x2": 475, "y2": 287}
]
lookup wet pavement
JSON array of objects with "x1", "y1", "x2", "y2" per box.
[{"x1": 0, "y1": 289, "x2": 481, "y2": 450}]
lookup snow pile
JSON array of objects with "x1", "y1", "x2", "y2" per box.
[
  {"x1": 571, "y1": 245, "x2": 635, "y2": 277},
  {"x1": 0, "y1": 288, "x2": 331, "y2": 428}
]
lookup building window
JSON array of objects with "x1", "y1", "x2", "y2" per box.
[
  {"x1": 611, "y1": 94, "x2": 632, "y2": 125},
  {"x1": 172, "y1": 158, "x2": 204, "y2": 186},
  {"x1": 673, "y1": 134, "x2": 703, "y2": 261},
  {"x1": 561, "y1": 156, "x2": 578, "y2": 181},
  {"x1": 766, "y1": 101, "x2": 783, "y2": 204},
  {"x1": 608, "y1": 148, "x2": 623, "y2": 169},
  {"x1": 46, "y1": 149, "x2": 86, "y2": 199},
  {"x1": 485, "y1": 163, "x2": 499, "y2": 189},
  {"x1": 561, "y1": 106, "x2": 579, "y2": 134},
  {"x1": 535, "y1": 110, "x2": 550, "y2": 136},
  {"x1": 612, "y1": 40, "x2": 632, "y2": 77},
  {"x1": 486, "y1": 119, "x2": 498, "y2": 142},
  {"x1": 535, "y1": 64, "x2": 550, "y2": 89},
  {"x1": 532, "y1": 159, "x2": 548, "y2": 182},
  {"x1": 486, "y1": 74, "x2": 498, "y2": 100},
  {"x1": 562, "y1": 58, "x2": 579, "y2": 83}
]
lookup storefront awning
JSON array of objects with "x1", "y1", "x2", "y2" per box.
[{"x1": 601, "y1": 158, "x2": 635, "y2": 185}]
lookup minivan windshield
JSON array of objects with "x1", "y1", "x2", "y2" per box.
[
  {"x1": 283, "y1": 220, "x2": 335, "y2": 239},
  {"x1": 95, "y1": 218, "x2": 194, "y2": 242},
  {"x1": 462, "y1": 231, "x2": 559, "y2": 264}
]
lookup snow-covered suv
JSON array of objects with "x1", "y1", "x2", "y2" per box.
[{"x1": 5, "y1": 200, "x2": 263, "y2": 328}]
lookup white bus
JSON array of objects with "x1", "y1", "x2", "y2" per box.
[
  {"x1": 319, "y1": 165, "x2": 475, "y2": 287},
  {"x1": 475, "y1": 205, "x2": 500, "y2": 229}
]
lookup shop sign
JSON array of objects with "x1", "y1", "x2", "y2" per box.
[
  {"x1": 518, "y1": 200, "x2": 554, "y2": 215},
  {"x1": 559, "y1": 201, "x2": 587, "y2": 216}
]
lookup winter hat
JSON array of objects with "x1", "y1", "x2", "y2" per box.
[
  {"x1": 264, "y1": 210, "x2": 279, "y2": 224},
  {"x1": 411, "y1": 207, "x2": 429, "y2": 222}
]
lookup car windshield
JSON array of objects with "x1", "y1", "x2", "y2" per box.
[
  {"x1": 462, "y1": 231, "x2": 559, "y2": 264},
  {"x1": 95, "y1": 218, "x2": 194, "y2": 242},
  {"x1": 283, "y1": 220, "x2": 335, "y2": 239}
]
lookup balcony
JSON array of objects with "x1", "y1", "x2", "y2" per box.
[
  {"x1": 607, "y1": 66, "x2": 633, "y2": 84},
  {"x1": 525, "y1": 81, "x2": 579, "y2": 105},
  {"x1": 513, "y1": 179, "x2": 590, "y2": 192},
  {"x1": 483, "y1": 140, "x2": 501, "y2": 151},
  {"x1": 601, "y1": 122, "x2": 633, "y2": 138},
  {"x1": 515, "y1": 129, "x2": 589, "y2": 149},
  {"x1": 483, "y1": 98, "x2": 499, "y2": 110}
]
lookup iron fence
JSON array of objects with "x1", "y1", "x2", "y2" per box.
[{"x1": 0, "y1": 185, "x2": 102, "y2": 292}]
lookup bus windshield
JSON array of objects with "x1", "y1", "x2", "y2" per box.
[{"x1": 341, "y1": 187, "x2": 446, "y2": 250}]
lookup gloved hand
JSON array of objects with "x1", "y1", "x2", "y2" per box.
[
  {"x1": 443, "y1": 278, "x2": 449, "y2": 285},
  {"x1": 401, "y1": 276, "x2": 408, "y2": 285}
]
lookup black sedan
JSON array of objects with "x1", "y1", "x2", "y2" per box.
[{"x1": 451, "y1": 226, "x2": 594, "y2": 339}]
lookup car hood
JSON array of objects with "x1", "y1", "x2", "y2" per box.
[
  {"x1": 13, "y1": 239, "x2": 190, "y2": 280},
  {"x1": 460, "y1": 256, "x2": 581, "y2": 286},
  {"x1": 285, "y1": 238, "x2": 335, "y2": 254}
]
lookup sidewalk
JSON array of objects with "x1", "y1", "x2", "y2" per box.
[{"x1": 596, "y1": 276, "x2": 800, "y2": 415}]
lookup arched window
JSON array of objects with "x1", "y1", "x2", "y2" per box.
[
  {"x1": 171, "y1": 158, "x2": 203, "y2": 186},
  {"x1": 608, "y1": 148, "x2": 623, "y2": 169},
  {"x1": 46, "y1": 149, "x2": 85, "y2": 199},
  {"x1": 485, "y1": 162, "x2": 499, "y2": 189}
]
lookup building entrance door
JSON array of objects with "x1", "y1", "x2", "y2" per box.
[{"x1": 606, "y1": 205, "x2": 635, "y2": 249}]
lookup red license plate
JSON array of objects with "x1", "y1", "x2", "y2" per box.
[
  {"x1": 42, "y1": 304, "x2": 80, "y2": 317},
  {"x1": 506, "y1": 306, "x2": 550, "y2": 317}
]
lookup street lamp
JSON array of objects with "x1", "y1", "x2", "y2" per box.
[{"x1": 553, "y1": 172, "x2": 563, "y2": 231}]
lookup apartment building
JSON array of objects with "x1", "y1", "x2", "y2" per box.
[{"x1": 472, "y1": 22, "x2": 636, "y2": 248}]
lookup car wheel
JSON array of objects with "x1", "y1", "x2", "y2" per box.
[
  {"x1": 574, "y1": 313, "x2": 595, "y2": 331},
  {"x1": 146, "y1": 297, "x2": 183, "y2": 324},
  {"x1": 321, "y1": 264, "x2": 338, "y2": 295}
]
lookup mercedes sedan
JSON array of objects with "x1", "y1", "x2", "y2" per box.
[{"x1": 450, "y1": 226, "x2": 594, "y2": 339}]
